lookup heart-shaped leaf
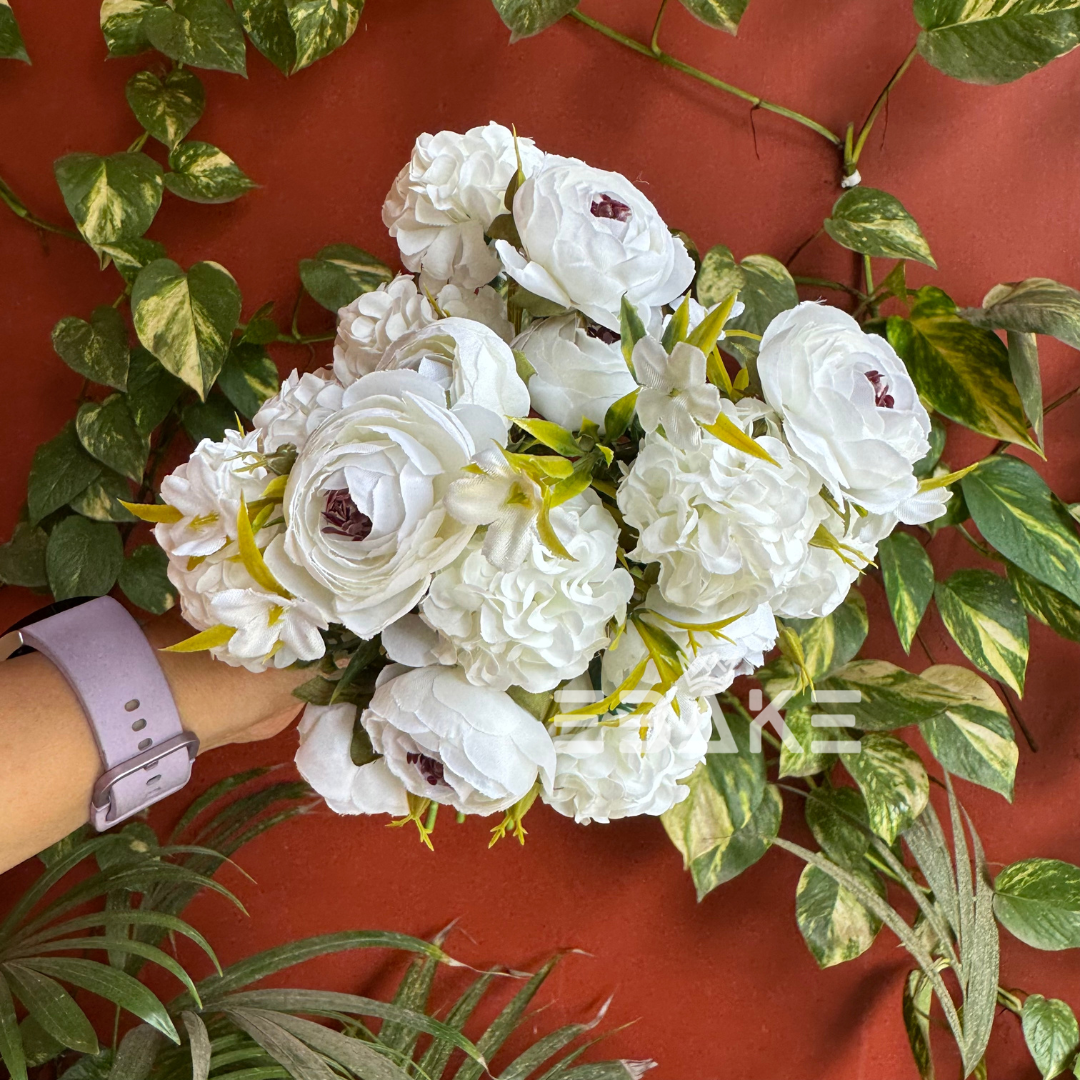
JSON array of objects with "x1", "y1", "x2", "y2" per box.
[
  {"x1": 878, "y1": 532, "x2": 935, "y2": 653},
  {"x1": 491, "y1": 0, "x2": 577, "y2": 41},
  {"x1": 51, "y1": 306, "x2": 130, "y2": 390},
  {"x1": 0, "y1": 1, "x2": 30, "y2": 62},
  {"x1": 0, "y1": 522, "x2": 49, "y2": 589},
  {"x1": 54, "y1": 152, "x2": 163, "y2": 246},
  {"x1": 841, "y1": 733, "x2": 929, "y2": 844},
  {"x1": 824, "y1": 186, "x2": 936, "y2": 267},
  {"x1": 235, "y1": 0, "x2": 296, "y2": 74},
  {"x1": 216, "y1": 343, "x2": 279, "y2": 418},
  {"x1": 100, "y1": 0, "x2": 161, "y2": 57},
  {"x1": 132, "y1": 258, "x2": 242, "y2": 399},
  {"x1": 125, "y1": 347, "x2": 186, "y2": 435},
  {"x1": 76, "y1": 395, "x2": 151, "y2": 482},
  {"x1": 299, "y1": 243, "x2": 393, "y2": 311},
  {"x1": 125, "y1": 67, "x2": 206, "y2": 149},
  {"x1": 164, "y1": 142, "x2": 257, "y2": 204},
  {"x1": 143, "y1": 0, "x2": 247, "y2": 75},
  {"x1": 289, "y1": 0, "x2": 363, "y2": 71},
  {"x1": 27, "y1": 423, "x2": 102, "y2": 525},
  {"x1": 69, "y1": 470, "x2": 137, "y2": 524},
  {"x1": 119, "y1": 544, "x2": 177, "y2": 615},
  {"x1": 677, "y1": 0, "x2": 751, "y2": 34},
  {"x1": 995, "y1": 858, "x2": 1080, "y2": 950},
  {"x1": 45, "y1": 516, "x2": 124, "y2": 601}
]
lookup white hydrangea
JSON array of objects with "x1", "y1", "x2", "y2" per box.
[
  {"x1": 253, "y1": 369, "x2": 344, "y2": 453},
  {"x1": 617, "y1": 398, "x2": 826, "y2": 618},
  {"x1": 333, "y1": 275, "x2": 511, "y2": 384},
  {"x1": 514, "y1": 314, "x2": 637, "y2": 432},
  {"x1": 421, "y1": 492, "x2": 633, "y2": 693},
  {"x1": 383, "y1": 122, "x2": 542, "y2": 291}
]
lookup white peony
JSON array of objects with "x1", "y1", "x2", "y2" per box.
[
  {"x1": 253, "y1": 369, "x2": 344, "y2": 454},
  {"x1": 421, "y1": 491, "x2": 633, "y2": 693},
  {"x1": 542, "y1": 670, "x2": 713, "y2": 824},
  {"x1": 514, "y1": 314, "x2": 637, "y2": 432},
  {"x1": 361, "y1": 663, "x2": 556, "y2": 815},
  {"x1": 632, "y1": 336, "x2": 721, "y2": 451},
  {"x1": 295, "y1": 702, "x2": 409, "y2": 816},
  {"x1": 263, "y1": 369, "x2": 491, "y2": 639},
  {"x1": 757, "y1": 303, "x2": 932, "y2": 518},
  {"x1": 617, "y1": 398, "x2": 826, "y2": 618},
  {"x1": 495, "y1": 155, "x2": 695, "y2": 331},
  {"x1": 333, "y1": 275, "x2": 512, "y2": 385},
  {"x1": 376, "y1": 317, "x2": 529, "y2": 432},
  {"x1": 383, "y1": 122, "x2": 542, "y2": 291}
]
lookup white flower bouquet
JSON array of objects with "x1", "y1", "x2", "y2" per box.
[{"x1": 138, "y1": 122, "x2": 951, "y2": 843}]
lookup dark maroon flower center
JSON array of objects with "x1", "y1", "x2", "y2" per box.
[
  {"x1": 590, "y1": 193, "x2": 632, "y2": 223},
  {"x1": 406, "y1": 752, "x2": 445, "y2": 787},
  {"x1": 321, "y1": 488, "x2": 372, "y2": 540},
  {"x1": 865, "y1": 370, "x2": 894, "y2": 409},
  {"x1": 586, "y1": 324, "x2": 621, "y2": 345}
]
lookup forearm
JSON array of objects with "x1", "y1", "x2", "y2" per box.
[{"x1": 0, "y1": 609, "x2": 307, "y2": 874}]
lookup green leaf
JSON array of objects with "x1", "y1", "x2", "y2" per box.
[
  {"x1": 603, "y1": 388, "x2": 639, "y2": 442},
  {"x1": 805, "y1": 786, "x2": 874, "y2": 870},
  {"x1": 109, "y1": 1024, "x2": 162, "y2": 1080},
  {"x1": 2, "y1": 965, "x2": 97, "y2": 1055},
  {"x1": 45, "y1": 516, "x2": 123, "y2": 600},
  {"x1": 54, "y1": 152, "x2": 164, "y2": 246},
  {"x1": 180, "y1": 1013, "x2": 211, "y2": 1080},
  {"x1": 700, "y1": 247, "x2": 798, "y2": 366},
  {"x1": 143, "y1": 0, "x2": 247, "y2": 75},
  {"x1": 27, "y1": 423, "x2": 103, "y2": 525},
  {"x1": 878, "y1": 532, "x2": 935, "y2": 653},
  {"x1": 913, "y1": 414, "x2": 947, "y2": 479},
  {"x1": 994, "y1": 858, "x2": 1080, "y2": 950},
  {"x1": 125, "y1": 347, "x2": 185, "y2": 435},
  {"x1": 962, "y1": 455, "x2": 1080, "y2": 608},
  {"x1": 676, "y1": 0, "x2": 750, "y2": 33},
  {"x1": 961, "y1": 277, "x2": 1080, "y2": 350},
  {"x1": 125, "y1": 68, "x2": 205, "y2": 150},
  {"x1": 1007, "y1": 331, "x2": 1044, "y2": 445},
  {"x1": 816, "y1": 658, "x2": 966, "y2": 731},
  {"x1": 824, "y1": 187, "x2": 936, "y2": 268},
  {"x1": 1022, "y1": 995, "x2": 1079, "y2": 1079},
  {"x1": 288, "y1": 0, "x2": 363, "y2": 71},
  {"x1": 299, "y1": 244, "x2": 392, "y2": 312},
  {"x1": 268, "y1": 1012, "x2": 411, "y2": 1080},
  {"x1": 165, "y1": 142, "x2": 257, "y2": 204},
  {"x1": 52, "y1": 307, "x2": 130, "y2": 391},
  {"x1": 0, "y1": 978, "x2": 28, "y2": 1080},
  {"x1": 887, "y1": 287, "x2": 1037, "y2": 451},
  {"x1": 841, "y1": 733, "x2": 929, "y2": 844},
  {"x1": 119, "y1": 544, "x2": 177, "y2": 614},
  {"x1": 98, "y1": 238, "x2": 168, "y2": 286},
  {"x1": 778, "y1": 696, "x2": 838, "y2": 778},
  {"x1": 914, "y1": 0, "x2": 1080, "y2": 85},
  {"x1": 182, "y1": 393, "x2": 241, "y2": 444},
  {"x1": 1008, "y1": 562, "x2": 1080, "y2": 643},
  {"x1": 132, "y1": 258, "x2": 242, "y2": 399},
  {"x1": 918, "y1": 664, "x2": 1017, "y2": 800},
  {"x1": 795, "y1": 861, "x2": 884, "y2": 968},
  {"x1": 490, "y1": 0, "x2": 578, "y2": 41},
  {"x1": 935, "y1": 569, "x2": 1029, "y2": 695},
  {"x1": 216, "y1": 343, "x2": 279, "y2": 418},
  {"x1": 18, "y1": 1013, "x2": 63, "y2": 1070},
  {"x1": 100, "y1": 0, "x2": 160, "y2": 57},
  {"x1": 221, "y1": 1008, "x2": 337, "y2": 1080},
  {"x1": 76, "y1": 395, "x2": 150, "y2": 482},
  {"x1": 234, "y1": 0, "x2": 295, "y2": 74},
  {"x1": 901, "y1": 971, "x2": 935, "y2": 1080},
  {"x1": 662, "y1": 778, "x2": 782, "y2": 900},
  {"x1": 70, "y1": 471, "x2": 136, "y2": 523},
  {"x1": 0, "y1": 1, "x2": 29, "y2": 62},
  {"x1": 0, "y1": 521, "x2": 49, "y2": 588},
  {"x1": 17, "y1": 958, "x2": 178, "y2": 1043},
  {"x1": 703, "y1": 709, "x2": 766, "y2": 832}
]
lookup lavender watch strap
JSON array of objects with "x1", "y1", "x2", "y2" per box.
[{"x1": 19, "y1": 597, "x2": 197, "y2": 830}]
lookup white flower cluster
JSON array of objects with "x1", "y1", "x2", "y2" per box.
[{"x1": 153, "y1": 122, "x2": 946, "y2": 833}]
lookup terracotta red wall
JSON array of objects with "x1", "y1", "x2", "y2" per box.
[{"x1": 2, "y1": 2, "x2": 1079, "y2": 1076}]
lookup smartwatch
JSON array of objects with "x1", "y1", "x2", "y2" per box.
[{"x1": 0, "y1": 596, "x2": 198, "y2": 831}]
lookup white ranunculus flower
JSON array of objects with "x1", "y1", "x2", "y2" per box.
[
  {"x1": 253, "y1": 369, "x2": 344, "y2": 453},
  {"x1": 295, "y1": 702, "x2": 409, "y2": 816},
  {"x1": 361, "y1": 663, "x2": 556, "y2": 815},
  {"x1": 757, "y1": 302, "x2": 931, "y2": 518},
  {"x1": 156, "y1": 428, "x2": 269, "y2": 559},
  {"x1": 421, "y1": 491, "x2": 633, "y2": 693},
  {"x1": 333, "y1": 276, "x2": 512, "y2": 385},
  {"x1": 514, "y1": 314, "x2": 637, "y2": 431},
  {"x1": 495, "y1": 155, "x2": 695, "y2": 331},
  {"x1": 632, "y1": 337, "x2": 721, "y2": 450},
  {"x1": 263, "y1": 369, "x2": 491, "y2": 639},
  {"x1": 617, "y1": 399, "x2": 826, "y2": 618},
  {"x1": 542, "y1": 670, "x2": 713, "y2": 824},
  {"x1": 376, "y1": 317, "x2": 529, "y2": 431},
  {"x1": 383, "y1": 123, "x2": 543, "y2": 291}
]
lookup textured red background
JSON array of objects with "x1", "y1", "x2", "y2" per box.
[{"x1": 2, "y1": 1, "x2": 1080, "y2": 1077}]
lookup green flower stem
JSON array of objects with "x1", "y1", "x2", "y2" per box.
[
  {"x1": 849, "y1": 44, "x2": 919, "y2": 170},
  {"x1": 0, "y1": 173, "x2": 81, "y2": 241},
  {"x1": 568, "y1": 9, "x2": 842, "y2": 148}
]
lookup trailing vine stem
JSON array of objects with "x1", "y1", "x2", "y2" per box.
[
  {"x1": 568, "y1": 8, "x2": 843, "y2": 148},
  {"x1": 0, "y1": 173, "x2": 80, "y2": 241},
  {"x1": 847, "y1": 43, "x2": 920, "y2": 174}
]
